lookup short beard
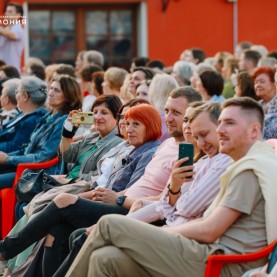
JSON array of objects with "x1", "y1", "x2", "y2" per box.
[{"x1": 171, "y1": 130, "x2": 184, "y2": 140}]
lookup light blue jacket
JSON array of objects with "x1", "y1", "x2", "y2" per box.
[
  {"x1": 6, "y1": 112, "x2": 68, "y2": 174},
  {"x1": 110, "y1": 139, "x2": 161, "y2": 192}
]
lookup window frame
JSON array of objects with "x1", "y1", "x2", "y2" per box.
[{"x1": 28, "y1": 3, "x2": 138, "y2": 68}]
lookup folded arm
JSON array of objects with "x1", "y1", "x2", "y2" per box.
[{"x1": 163, "y1": 206, "x2": 241, "y2": 243}]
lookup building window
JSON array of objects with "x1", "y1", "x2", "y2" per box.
[
  {"x1": 28, "y1": 4, "x2": 137, "y2": 69},
  {"x1": 85, "y1": 10, "x2": 133, "y2": 68}
]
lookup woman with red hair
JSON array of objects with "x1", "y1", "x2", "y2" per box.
[
  {"x1": 0, "y1": 104, "x2": 162, "y2": 277},
  {"x1": 252, "y1": 66, "x2": 277, "y2": 139},
  {"x1": 253, "y1": 66, "x2": 276, "y2": 105}
]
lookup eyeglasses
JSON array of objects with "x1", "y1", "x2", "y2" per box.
[{"x1": 117, "y1": 113, "x2": 125, "y2": 121}]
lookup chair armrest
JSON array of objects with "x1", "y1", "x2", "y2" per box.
[
  {"x1": 13, "y1": 157, "x2": 60, "y2": 187},
  {"x1": 205, "y1": 241, "x2": 277, "y2": 277}
]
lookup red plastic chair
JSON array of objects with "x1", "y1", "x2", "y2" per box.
[
  {"x1": 204, "y1": 240, "x2": 277, "y2": 277},
  {"x1": 0, "y1": 157, "x2": 59, "y2": 238}
]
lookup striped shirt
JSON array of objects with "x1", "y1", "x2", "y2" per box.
[
  {"x1": 157, "y1": 153, "x2": 232, "y2": 226},
  {"x1": 127, "y1": 153, "x2": 232, "y2": 226}
]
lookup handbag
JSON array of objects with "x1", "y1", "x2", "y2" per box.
[
  {"x1": 24, "y1": 181, "x2": 91, "y2": 217},
  {"x1": 15, "y1": 169, "x2": 62, "y2": 202}
]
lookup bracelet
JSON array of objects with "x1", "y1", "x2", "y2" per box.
[
  {"x1": 167, "y1": 183, "x2": 181, "y2": 195},
  {"x1": 62, "y1": 121, "x2": 78, "y2": 138}
]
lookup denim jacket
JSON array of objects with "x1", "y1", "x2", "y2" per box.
[
  {"x1": 110, "y1": 139, "x2": 161, "y2": 192},
  {"x1": 6, "y1": 112, "x2": 68, "y2": 174},
  {"x1": 0, "y1": 108, "x2": 47, "y2": 153}
]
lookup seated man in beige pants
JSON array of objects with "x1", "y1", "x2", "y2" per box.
[{"x1": 66, "y1": 97, "x2": 277, "y2": 277}]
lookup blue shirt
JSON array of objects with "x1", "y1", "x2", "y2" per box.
[{"x1": 210, "y1": 95, "x2": 225, "y2": 103}]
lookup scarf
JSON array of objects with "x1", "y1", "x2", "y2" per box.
[{"x1": 204, "y1": 140, "x2": 277, "y2": 244}]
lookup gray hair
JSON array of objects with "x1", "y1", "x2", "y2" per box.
[
  {"x1": 2, "y1": 78, "x2": 20, "y2": 105},
  {"x1": 194, "y1": 63, "x2": 216, "y2": 79},
  {"x1": 20, "y1": 76, "x2": 47, "y2": 106},
  {"x1": 250, "y1": 45, "x2": 268, "y2": 58},
  {"x1": 173, "y1": 61, "x2": 195, "y2": 84},
  {"x1": 84, "y1": 50, "x2": 104, "y2": 67},
  {"x1": 258, "y1": 57, "x2": 277, "y2": 68}
]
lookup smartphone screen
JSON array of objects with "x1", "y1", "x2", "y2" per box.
[{"x1": 178, "y1": 143, "x2": 194, "y2": 167}]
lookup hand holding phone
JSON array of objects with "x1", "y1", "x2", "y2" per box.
[
  {"x1": 168, "y1": 143, "x2": 194, "y2": 197},
  {"x1": 178, "y1": 143, "x2": 194, "y2": 168}
]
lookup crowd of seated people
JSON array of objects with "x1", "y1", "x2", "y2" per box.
[{"x1": 0, "y1": 42, "x2": 276, "y2": 277}]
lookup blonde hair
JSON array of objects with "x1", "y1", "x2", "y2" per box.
[
  {"x1": 45, "y1": 64, "x2": 59, "y2": 84},
  {"x1": 148, "y1": 74, "x2": 179, "y2": 112},
  {"x1": 223, "y1": 56, "x2": 239, "y2": 80},
  {"x1": 214, "y1": 51, "x2": 232, "y2": 68},
  {"x1": 189, "y1": 102, "x2": 221, "y2": 125},
  {"x1": 104, "y1": 67, "x2": 128, "y2": 91},
  {"x1": 120, "y1": 74, "x2": 134, "y2": 102}
]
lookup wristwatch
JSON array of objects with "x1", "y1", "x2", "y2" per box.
[
  {"x1": 167, "y1": 183, "x2": 181, "y2": 195},
  {"x1": 116, "y1": 195, "x2": 127, "y2": 206}
]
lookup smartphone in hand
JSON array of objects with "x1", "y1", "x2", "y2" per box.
[
  {"x1": 71, "y1": 112, "x2": 94, "y2": 125},
  {"x1": 178, "y1": 143, "x2": 194, "y2": 168},
  {"x1": 267, "y1": 244, "x2": 277, "y2": 273}
]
